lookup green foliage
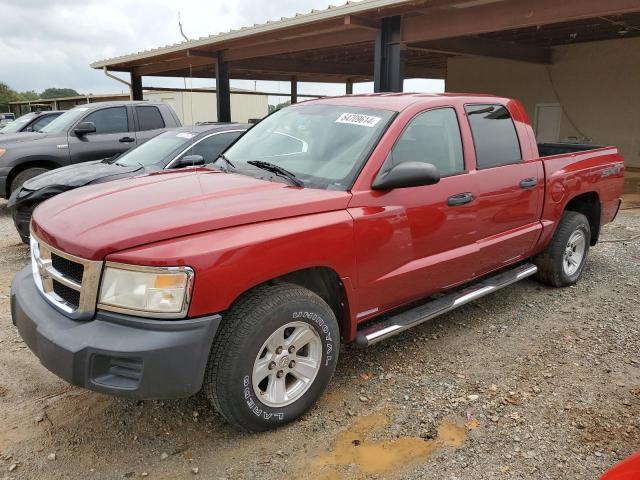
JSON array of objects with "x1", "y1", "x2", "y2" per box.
[
  {"x1": 0, "y1": 82, "x2": 18, "y2": 111},
  {"x1": 0, "y1": 83, "x2": 82, "y2": 111},
  {"x1": 40, "y1": 88, "x2": 80, "y2": 99},
  {"x1": 19, "y1": 90, "x2": 39, "y2": 101},
  {"x1": 268, "y1": 100, "x2": 291, "y2": 114}
]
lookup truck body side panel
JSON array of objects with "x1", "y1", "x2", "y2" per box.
[{"x1": 534, "y1": 148, "x2": 624, "y2": 253}]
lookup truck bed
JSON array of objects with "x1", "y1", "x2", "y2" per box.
[{"x1": 537, "y1": 142, "x2": 603, "y2": 157}]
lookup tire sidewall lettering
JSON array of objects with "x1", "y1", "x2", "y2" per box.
[{"x1": 239, "y1": 308, "x2": 337, "y2": 423}]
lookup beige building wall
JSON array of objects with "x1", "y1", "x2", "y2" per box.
[
  {"x1": 143, "y1": 90, "x2": 269, "y2": 124},
  {"x1": 446, "y1": 37, "x2": 640, "y2": 168}
]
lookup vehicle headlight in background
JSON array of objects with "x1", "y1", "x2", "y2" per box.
[{"x1": 98, "y1": 263, "x2": 194, "y2": 318}]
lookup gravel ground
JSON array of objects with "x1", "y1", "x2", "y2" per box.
[{"x1": 0, "y1": 199, "x2": 638, "y2": 479}]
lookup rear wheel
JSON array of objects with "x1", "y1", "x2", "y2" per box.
[
  {"x1": 203, "y1": 283, "x2": 339, "y2": 431},
  {"x1": 10, "y1": 167, "x2": 49, "y2": 194},
  {"x1": 534, "y1": 211, "x2": 591, "y2": 287}
]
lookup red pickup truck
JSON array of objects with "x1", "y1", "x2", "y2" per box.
[{"x1": 11, "y1": 93, "x2": 624, "y2": 432}]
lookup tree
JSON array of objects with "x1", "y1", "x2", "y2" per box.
[
  {"x1": 18, "y1": 90, "x2": 39, "y2": 101},
  {"x1": 268, "y1": 100, "x2": 291, "y2": 114},
  {"x1": 40, "y1": 88, "x2": 80, "y2": 99},
  {"x1": 0, "y1": 82, "x2": 19, "y2": 111}
]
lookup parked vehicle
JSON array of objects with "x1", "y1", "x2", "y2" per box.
[
  {"x1": 601, "y1": 451, "x2": 640, "y2": 479},
  {"x1": 0, "y1": 111, "x2": 64, "y2": 134},
  {"x1": 0, "y1": 101, "x2": 181, "y2": 198},
  {"x1": 8, "y1": 124, "x2": 248, "y2": 243},
  {"x1": 11, "y1": 94, "x2": 624, "y2": 432},
  {"x1": 0, "y1": 113, "x2": 15, "y2": 127}
]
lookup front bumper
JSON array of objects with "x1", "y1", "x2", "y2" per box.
[
  {"x1": 10, "y1": 199, "x2": 32, "y2": 244},
  {"x1": 11, "y1": 267, "x2": 221, "y2": 399}
]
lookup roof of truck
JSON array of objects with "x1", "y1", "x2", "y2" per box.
[{"x1": 301, "y1": 92, "x2": 512, "y2": 112}]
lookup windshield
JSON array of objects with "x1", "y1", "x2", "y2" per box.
[
  {"x1": 0, "y1": 113, "x2": 35, "y2": 133},
  {"x1": 115, "y1": 130, "x2": 197, "y2": 167},
  {"x1": 223, "y1": 104, "x2": 395, "y2": 190},
  {"x1": 39, "y1": 106, "x2": 91, "y2": 134}
]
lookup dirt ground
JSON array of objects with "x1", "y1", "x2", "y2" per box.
[{"x1": 0, "y1": 199, "x2": 638, "y2": 480}]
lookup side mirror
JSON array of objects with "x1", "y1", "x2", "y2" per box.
[
  {"x1": 74, "y1": 122, "x2": 96, "y2": 136},
  {"x1": 177, "y1": 154, "x2": 205, "y2": 167},
  {"x1": 372, "y1": 161, "x2": 440, "y2": 190}
]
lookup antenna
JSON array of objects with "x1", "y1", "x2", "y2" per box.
[{"x1": 178, "y1": 12, "x2": 190, "y2": 42}]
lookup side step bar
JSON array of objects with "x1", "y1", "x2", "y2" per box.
[{"x1": 355, "y1": 263, "x2": 538, "y2": 348}]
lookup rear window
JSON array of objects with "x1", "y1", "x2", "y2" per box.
[
  {"x1": 136, "y1": 106, "x2": 165, "y2": 131},
  {"x1": 465, "y1": 104, "x2": 521, "y2": 169}
]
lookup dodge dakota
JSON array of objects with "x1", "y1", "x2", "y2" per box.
[{"x1": 11, "y1": 93, "x2": 624, "y2": 432}]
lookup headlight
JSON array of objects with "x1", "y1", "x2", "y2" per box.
[{"x1": 98, "y1": 263, "x2": 194, "y2": 318}]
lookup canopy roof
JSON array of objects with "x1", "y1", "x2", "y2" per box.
[{"x1": 91, "y1": 0, "x2": 640, "y2": 82}]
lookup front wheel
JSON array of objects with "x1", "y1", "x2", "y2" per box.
[
  {"x1": 534, "y1": 211, "x2": 591, "y2": 287},
  {"x1": 203, "y1": 283, "x2": 340, "y2": 431},
  {"x1": 10, "y1": 167, "x2": 49, "y2": 194}
]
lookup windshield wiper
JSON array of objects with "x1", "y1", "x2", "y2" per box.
[
  {"x1": 247, "y1": 160, "x2": 304, "y2": 187},
  {"x1": 212, "y1": 153, "x2": 236, "y2": 172}
]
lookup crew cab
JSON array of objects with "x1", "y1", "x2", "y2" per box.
[
  {"x1": 0, "y1": 100, "x2": 181, "y2": 197},
  {"x1": 11, "y1": 94, "x2": 624, "y2": 432}
]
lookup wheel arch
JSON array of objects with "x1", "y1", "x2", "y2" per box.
[
  {"x1": 5, "y1": 159, "x2": 61, "y2": 197},
  {"x1": 228, "y1": 266, "x2": 353, "y2": 342},
  {"x1": 563, "y1": 191, "x2": 601, "y2": 245}
]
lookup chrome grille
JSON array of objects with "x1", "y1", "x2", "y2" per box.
[
  {"x1": 51, "y1": 253, "x2": 84, "y2": 284},
  {"x1": 30, "y1": 232, "x2": 103, "y2": 320}
]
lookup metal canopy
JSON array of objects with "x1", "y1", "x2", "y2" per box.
[{"x1": 92, "y1": 0, "x2": 640, "y2": 82}]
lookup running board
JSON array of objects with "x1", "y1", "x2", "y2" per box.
[{"x1": 355, "y1": 263, "x2": 538, "y2": 348}]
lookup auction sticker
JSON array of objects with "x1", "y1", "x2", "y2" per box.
[{"x1": 335, "y1": 112, "x2": 381, "y2": 127}]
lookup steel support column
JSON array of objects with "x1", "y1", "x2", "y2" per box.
[
  {"x1": 374, "y1": 16, "x2": 403, "y2": 93},
  {"x1": 130, "y1": 73, "x2": 143, "y2": 100},
  {"x1": 216, "y1": 53, "x2": 231, "y2": 122},
  {"x1": 290, "y1": 76, "x2": 298, "y2": 104}
]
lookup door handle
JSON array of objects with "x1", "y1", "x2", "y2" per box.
[
  {"x1": 119, "y1": 136, "x2": 135, "y2": 143},
  {"x1": 519, "y1": 178, "x2": 538, "y2": 189},
  {"x1": 447, "y1": 192, "x2": 474, "y2": 207}
]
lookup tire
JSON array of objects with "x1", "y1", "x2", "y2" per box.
[
  {"x1": 203, "y1": 283, "x2": 340, "y2": 432},
  {"x1": 10, "y1": 168, "x2": 49, "y2": 194},
  {"x1": 534, "y1": 211, "x2": 591, "y2": 288}
]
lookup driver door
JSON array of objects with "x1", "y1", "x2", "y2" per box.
[
  {"x1": 348, "y1": 107, "x2": 481, "y2": 317},
  {"x1": 67, "y1": 106, "x2": 136, "y2": 164}
]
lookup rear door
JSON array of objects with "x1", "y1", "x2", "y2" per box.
[
  {"x1": 67, "y1": 106, "x2": 135, "y2": 163},
  {"x1": 464, "y1": 103, "x2": 543, "y2": 275},
  {"x1": 350, "y1": 107, "x2": 481, "y2": 317},
  {"x1": 134, "y1": 105, "x2": 167, "y2": 145}
]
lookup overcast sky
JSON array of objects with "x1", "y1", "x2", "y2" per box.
[{"x1": 0, "y1": 0, "x2": 443, "y2": 101}]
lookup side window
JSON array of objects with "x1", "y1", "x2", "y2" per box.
[
  {"x1": 389, "y1": 108, "x2": 464, "y2": 177},
  {"x1": 30, "y1": 115, "x2": 56, "y2": 132},
  {"x1": 136, "y1": 106, "x2": 165, "y2": 131},
  {"x1": 464, "y1": 104, "x2": 521, "y2": 169},
  {"x1": 178, "y1": 131, "x2": 243, "y2": 166},
  {"x1": 82, "y1": 107, "x2": 128, "y2": 134}
]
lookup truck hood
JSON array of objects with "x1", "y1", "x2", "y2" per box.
[{"x1": 32, "y1": 169, "x2": 352, "y2": 260}]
